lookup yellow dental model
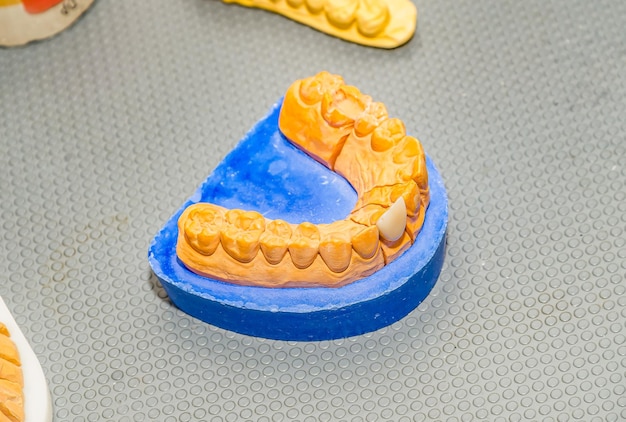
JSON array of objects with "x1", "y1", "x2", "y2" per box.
[
  {"x1": 223, "y1": 0, "x2": 417, "y2": 48},
  {"x1": 176, "y1": 72, "x2": 429, "y2": 288}
]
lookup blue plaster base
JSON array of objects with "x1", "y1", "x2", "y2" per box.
[{"x1": 148, "y1": 101, "x2": 448, "y2": 341}]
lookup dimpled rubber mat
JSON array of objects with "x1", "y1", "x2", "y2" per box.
[{"x1": 0, "y1": 0, "x2": 625, "y2": 420}]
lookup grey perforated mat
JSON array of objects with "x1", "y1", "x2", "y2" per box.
[{"x1": 1, "y1": 0, "x2": 625, "y2": 421}]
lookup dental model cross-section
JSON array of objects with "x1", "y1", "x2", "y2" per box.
[
  {"x1": 222, "y1": 0, "x2": 416, "y2": 48},
  {"x1": 176, "y1": 72, "x2": 430, "y2": 288}
]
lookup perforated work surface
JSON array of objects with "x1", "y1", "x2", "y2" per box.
[{"x1": 1, "y1": 1, "x2": 625, "y2": 421}]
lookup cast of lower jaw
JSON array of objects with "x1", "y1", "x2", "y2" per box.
[
  {"x1": 176, "y1": 72, "x2": 430, "y2": 288},
  {"x1": 222, "y1": 0, "x2": 416, "y2": 49}
]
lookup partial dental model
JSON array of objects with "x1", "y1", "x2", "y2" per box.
[
  {"x1": 176, "y1": 72, "x2": 430, "y2": 288},
  {"x1": 222, "y1": 0, "x2": 416, "y2": 48},
  {"x1": 0, "y1": 297, "x2": 52, "y2": 422},
  {"x1": 149, "y1": 73, "x2": 447, "y2": 340}
]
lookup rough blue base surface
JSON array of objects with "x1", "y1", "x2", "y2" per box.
[{"x1": 148, "y1": 101, "x2": 448, "y2": 341}]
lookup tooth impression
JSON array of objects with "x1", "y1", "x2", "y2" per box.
[
  {"x1": 289, "y1": 223, "x2": 320, "y2": 269},
  {"x1": 221, "y1": 210, "x2": 265, "y2": 263},
  {"x1": 376, "y1": 197, "x2": 407, "y2": 242},
  {"x1": 260, "y1": 220, "x2": 292, "y2": 265}
]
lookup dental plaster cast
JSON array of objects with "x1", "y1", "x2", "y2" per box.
[
  {"x1": 222, "y1": 0, "x2": 416, "y2": 48},
  {"x1": 149, "y1": 73, "x2": 447, "y2": 340},
  {"x1": 177, "y1": 72, "x2": 431, "y2": 288},
  {"x1": 0, "y1": 0, "x2": 94, "y2": 47},
  {"x1": 0, "y1": 297, "x2": 53, "y2": 422}
]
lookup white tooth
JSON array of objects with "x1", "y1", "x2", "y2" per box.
[{"x1": 376, "y1": 197, "x2": 407, "y2": 242}]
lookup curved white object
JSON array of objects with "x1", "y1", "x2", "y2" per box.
[
  {"x1": 376, "y1": 197, "x2": 407, "y2": 241},
  {"x1": 0, "y1": 296, "x2": 52, "y2": 422}
]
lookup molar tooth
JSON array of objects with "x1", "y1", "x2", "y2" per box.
[
  {"x1": 356, "y1": 0, "x2": 389, "y2": 37},
  {"x1": 289, "y1": 222, "x2": 320, "y2": 269},
  {"x1": 376, "y1": 197, "x2": 407, "y2": 242},
  {"x1": 371, "y1": 118, "x2": 405, "y2": 152},
  {"x1": 299, "y1": 77, "x2": 324, "y2": 105},
  {"x1": 305, "y1": 0, "x2": 326, "y2": 13},
  {"x1": 299, "y1": 72, "x2": 344, "y2": 104},
  {"x1": 321, "y1": 92, "x2": 356, "y2": 128},
  {"x1": 319, "y1": 230, "x2": 352, "y2": 273},
  {"x1": 325, "y1": 0, "x2": 358, "y2": 29},
  {"x1": 392, "y1": 136, "x2": 428, "y2": 186},
  {"x1": 287, "y1": 0, "x2": 304, "y2": 8},
  {"x1": 352, "y1": 225, "x2": 379, "y2": 259},
  {"x1": 392, "y1": 135, "x2": 422, "y2": 163},
  {"x1": 221, "y1": 210, "x2": 265, "y2": 263},
  {"x1": 354, "y1": 113, "x2": 378, "y2": 137},
  {"x1": 354, "y1": 101, "x2": 387, "y2": 136},
  {"x1": 183, "y1": 205, "x2": 224, "y2": 255},
  {"x1": 260, "y1": 220, "x2": 292, "y2": 265}
]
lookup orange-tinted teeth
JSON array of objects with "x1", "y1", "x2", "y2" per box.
[
  {"x1": 350, "y1": 204, "x2": 386, "y2": 226},
  {"x1": 414, "y1": 153, "x2": 429, "y2": 192},
  {"x1": 289, "y1": 222, "x2": 320, "y2": 269},
  {"x1": 371, "y1": 117, "x2": 405, "y2": 152},
  {"x1": 352, "y1": 225, "x2": 380, "y2": 259},
  {"x1": 177, "y1": 73, "x2": 431, "y2": 287},
  {"x1": 357, "y1": 182, "x2": 420, "y2": 216},
  {"x1": 319, "y1": 230, "x2": 352, "y2": 273},
  {"x1": 182, "y1": 204, "x2": 224, "y2": 255},
  {"x1": 221, "y1": 210, "x2": 265, "y2": 263},
  {"x1": 260, "y1": 220, "x2": 292, "y2": 265},
  {"x1": 371, "y1": 118, "x2": 405, "y2": 152},
  {"x1": 321, "y1": 92, "x2": 356, "y2": 128},
  {"x1": 393, "y1": 135, "x2": 421, "y2": 163},
  {"x1": 299, "y1": 76, "x2": 324, "y2": 105}
]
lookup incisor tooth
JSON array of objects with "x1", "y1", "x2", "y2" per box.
[
  {"x1": 352, "y1": 225, "x2": 379, "y2": 259},
  {"x1": 183, "y1": 205, "x2": 224, "y2": 255},
  {"x1": 289, "y1": 222, "x2": 320, "y2": 269},
  {"x1": 319, "y1": 229, "x2": 352, "y2": 273},
  {"x1": 221, "y1": 210, "x2": 265, "y2": 263},
  {"x1": 376, "y1": 197, "x2": 407, "y2": 242},
  {"x1": 260, "y1": 220, "x2": 292, "y2": 265}
]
